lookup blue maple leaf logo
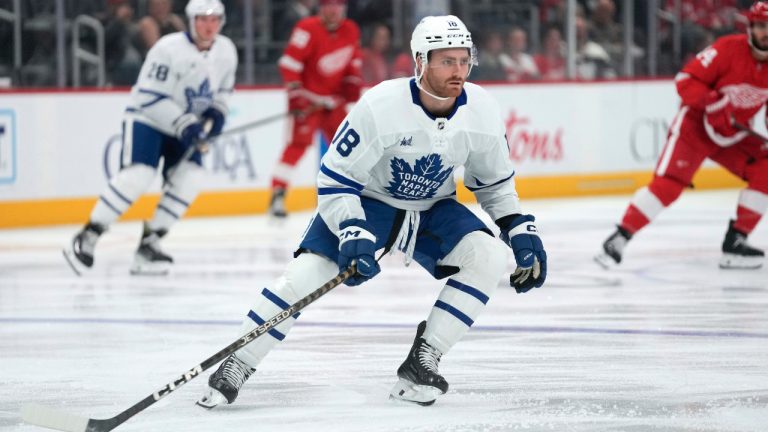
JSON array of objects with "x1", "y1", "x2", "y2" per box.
[
  {"x1": 386, "y1": 154, "x2": 453, "y2": 200},
  {"x1": 184, "y1": 78, "x2": 213, "y2": 115}
]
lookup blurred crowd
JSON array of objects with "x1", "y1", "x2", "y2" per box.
[{"x1": 0, "y1": 0, "x2": 756, "y2": 88}]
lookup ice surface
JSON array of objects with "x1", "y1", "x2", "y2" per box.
[{"x1": 1, "y1": 189, "x2": 766, "y2": 432}]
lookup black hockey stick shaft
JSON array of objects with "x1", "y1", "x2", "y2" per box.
[
  {"x1": 23, "y1": 266, "x2": 355, "y2": 432},
  {"x1": 732, "y1": 120, "x2": 768, "y2": 144}
]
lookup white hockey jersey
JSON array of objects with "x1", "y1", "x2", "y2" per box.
[
  {"x1": 317, "y1": 78, "x2": 522, "y2": 233},
  {"x1": 126, "y1": 32, "x2": 238, "y2": 138}
]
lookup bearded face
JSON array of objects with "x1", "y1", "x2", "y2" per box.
[{"x1": 751, "y1": 21, "x2": 768, "y2": 52}]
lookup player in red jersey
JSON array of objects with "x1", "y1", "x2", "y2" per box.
[
  {"x1": 596, "y1": 1, "x2": 768, "y2": 270},
  {"x1": 270, "y1": 0, "x2": 362, "y2": 217}
]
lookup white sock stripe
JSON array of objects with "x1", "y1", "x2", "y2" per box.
[
  {"x1": 630, "y1": 186, "x2": 665, "y2": 220},
  {"x1": 739, "y1": 189, "x2": 768, "y2": 214},
  {"x1": 272, "y1": 162, "x2": 294, "y2": 184},
  {"x1": 657, "y1": 106, "x2": 687, "y2": 176}
]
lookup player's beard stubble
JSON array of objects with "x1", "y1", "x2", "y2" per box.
[
  {"x1": 424, "y1": 73, "x2": 465, "y2": 99},
  {"x1": 752, "y1": 33, "x2": 768, "y2": 52}
]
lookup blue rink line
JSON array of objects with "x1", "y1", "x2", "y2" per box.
[{"x1": 2, "y1": 317, "x2": 768, "y2": 340}]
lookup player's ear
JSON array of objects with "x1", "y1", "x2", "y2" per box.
[{"x1": 415, "y1": 52, "x2": 425, "y2": 74}]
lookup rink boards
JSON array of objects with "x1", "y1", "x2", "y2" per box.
[{"x1": 0, "y1": 80, "x2": 747, "y2": 228}]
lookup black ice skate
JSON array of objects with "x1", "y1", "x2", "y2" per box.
[
  {"x1": 389, "y1": 321, "x2": 449, "y2": 406},
  {"x1": 197, "y1": 354, "x2": 256, "y2": 409},
  {"x1": 594, "y1": 225, "x2": 633, "y2": 269},
  {"x1": 62, "y1": 222, "x2": 105, "y2": 276},
  {"x1": 268, "y1": 188, "x2": 287, "y2": 218},
  {"x1": 719, "y1": 220, "x2": 764, "y2": 269},
  {"x1": 130, "y1": 222, "x2": 173, "y2": 275}
]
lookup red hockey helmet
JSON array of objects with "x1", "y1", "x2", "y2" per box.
[{"x1": 748, "y1": 1, "x2": 768, "y2": 23}]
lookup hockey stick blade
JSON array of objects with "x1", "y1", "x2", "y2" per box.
[
  {"x1": 21, "y1": 266, "x2": 356, "y2": 432},
  {"x1": 22, "y1": 404, "x2": 97, "y2": 432}
]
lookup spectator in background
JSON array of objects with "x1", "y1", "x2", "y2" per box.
[
  {"x1": 135, "y1": 0, "x2": 186, "y2": 57},
  {"x1": 346, "y1": 0, "x2": 392, "y2": 29},
  {"x1": 540, "y1": 0, "x2": 588, "y2": 27},
  {"x1": 21, "y1": 29, "x2": 57, "y2": 86},
  {"x1": 666, "y1": 0, "x2": 739, "y2": 33},
  {"x1": 663, "y1": 0, "x2": 739, "y2": 63},
  {"x1": 390, "y1": 47, "x2": 413, "y2": 78},
  {"x1": 275, "y1": 0, "x2": 316, "y2": 41},
  {"x1": 501, "y1": 27, "x2": 540, "y2": 82},
  {"x1": 103, "y1": 0, "x2": 142, "y2": 86},
  {"x1": 474, "y1": 31, "x2": 508, "y2": 81},
  {"x1": 413, "y1": 0, "x2": 450, "y2": 21},
  {"x1": 361, "y1": 23, "x2": 392, "y2": 85},
  {"x1": 589, "y1": 0, "x2": 622, "y2": 67},
  {"x1": 534, "y1": 26, "x2": 566, "y2": 81},
  {"x1": 575, "y1": 15, "x2": 616, "y2": 79}
]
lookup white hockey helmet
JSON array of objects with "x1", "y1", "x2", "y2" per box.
[
  {"x1": 410, "y1": 15, "x2": 477, "y2": 72},
  {"x1": 185, "y1": 0, "x2": 226, "y2": 38}
]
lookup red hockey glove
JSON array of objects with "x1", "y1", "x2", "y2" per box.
[
  {"x1": 287, "y1": 86, "x2": 313, "y2": 115},
  {"x1": 340, "y1": 78, "x2": 362, "y2": 103},
  {"x1": 704, "y1": 91, "x2": 737, "y2": 137}
]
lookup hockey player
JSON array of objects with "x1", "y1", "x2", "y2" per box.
[
  {"x1": 63, "y1": 0, "x2": 237, "y2": 276},
  {"x1": 596, "y1": 1, "x2": 768, "y2": 270},
  {"x1": 198, "y1": 15, "x2": 547, "y2": 408},
  {"x1": 269, "y1": 0, "x2": 363, "y2": 217}
]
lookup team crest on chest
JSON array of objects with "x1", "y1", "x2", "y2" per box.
[
  {"x1": 185, "y1": 79, "x2": 214, "y2": 114},
  {"x1": 386, "y1": 154, "x2": 453, "y2": 200}
]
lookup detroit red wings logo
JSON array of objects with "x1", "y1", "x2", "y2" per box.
[
  {"x1": 318, "y1": 46, "x2": 355, "y2": 76},
  {"x1": 720, "y1": 84, "x2": 768, "y2": 109}
]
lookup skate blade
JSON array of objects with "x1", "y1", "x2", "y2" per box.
[
  {"x1": 719, "y1": 254, "x2": 763, "y2": 270},
  {"x1": 196, "y1": 388, "x2": 229, "y2": 409},
  {"x1": 593, "y1": 253, "x2": 617, "y2": 270},
  {"x1": 62, "y1": 249, "x2": 88, "y2": 277},
  {"x1": 388, "y1": 378, "x2": 442, "y2": 406}
]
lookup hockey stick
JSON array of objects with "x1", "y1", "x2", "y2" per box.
[
  {"x1": 209, "y1": 111, "x2": 288, "y2": 141},
  {"x1": 164, "y1": 111, "x2": 287, "y2": 183},
  {"x1": 733, "y1": 120, "x2": 768, "y2": 144},
  {"x1": 21, "y1": 265, "x2": 356, "y2": 432},
  {"x1": 184, "y1": 111, "x2": 288, "y2": 159}
]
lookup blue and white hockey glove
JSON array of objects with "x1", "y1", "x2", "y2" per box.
[
  {"x1": 201, "y1": 107, "x2": 226, "y2": 137},
  {"x1": 498, "y1": 214, "x2": 547, "y2": 293},
  {"x1": 337, "y1": 219, "x2": 380, "y2": 286},
  {"x1": 178, "y1": 121, "x2": 207, "y2": 152}
]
